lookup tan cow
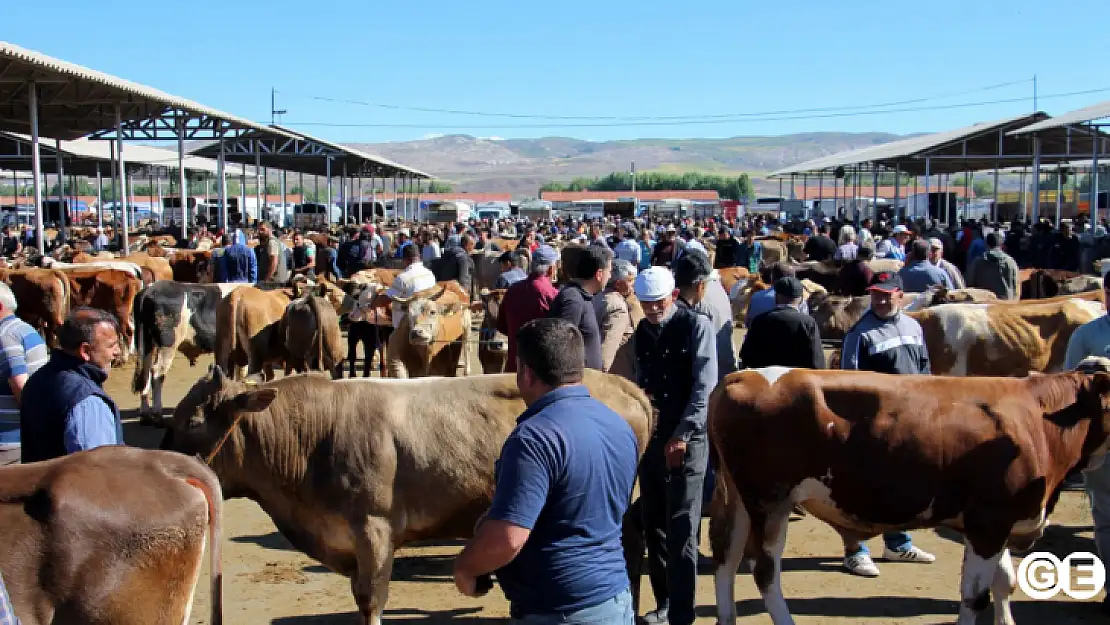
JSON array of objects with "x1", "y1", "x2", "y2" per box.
[
  {"x1": 280, "y1": 294, "x2": 345, "y2": 378},
  {"x1": 911, "y1": 297, "x2": 1104, "y2": 376},
  {"x1": 708, "y1": 367, "x2": 1110, "y2": 625},
  {"x1": 0, "y1": 446, "x2": 223, "y2": 625},
  {"x1": 215, "y1": 286, "x2": 293, "y2": 380},
  {"x1": 385, "y1": 282, "x2": 473, "y2": 378},
  {"x1": 168, "y1": 250, "x2": 215, "y2": 283},
  {"x1": 162, "y1": 367, "x2": 651, "y2": 625},
  {"x1": 121, "y1": 252, "x2": 175, "y2": 286}
]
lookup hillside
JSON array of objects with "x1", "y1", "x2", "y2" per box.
[{"x1": 348, "y1": 132, "x2": 906, "y2": 197}]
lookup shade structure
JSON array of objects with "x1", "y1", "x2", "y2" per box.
[{"x1": 0, "y1": 131, "x2": 243, "y2": 177}]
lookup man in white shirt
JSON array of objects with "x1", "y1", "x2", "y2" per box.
[{"x1": 387, "y1": 244, "x2": 437, "y2": 329}]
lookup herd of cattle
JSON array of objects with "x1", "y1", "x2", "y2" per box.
[{"x1": 3, "y1": 227, "x2": 1110, "y2": 625}]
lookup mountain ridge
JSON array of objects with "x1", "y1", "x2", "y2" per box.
[{"x1": 346, "y1": 132, "x2": 910, "y2": 197}]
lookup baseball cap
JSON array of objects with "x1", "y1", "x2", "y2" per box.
[
  {"x1": 533, "y1": 245, "x2": 559, "y2": 266},
  {"x1": 773, "y1": 276, "x2": 804, "y2": 299},
  {"x1": 867, "y1": 273, "x2": 904, "y2": 293},
  {"x1": 928, "y1": 237, "x2": 943, "y2": 250},
  {"x1": 892, "y1": 225, "x2": 910, "y2": 235}
]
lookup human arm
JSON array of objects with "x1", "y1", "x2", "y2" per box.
[
  {"x1": 0, "y1": 331, "x2": 29, "y2": 404},
  {"x1": 716, "y1": 319, "x2": 737, "y2": 377},
  {"x1": 806, "y1": 318, "x2": 826, "y2": 369},
  {"x1": 840, "y1": 327, "x2": 864, "y2": 370},
  {"x1": 1065, "y1": 326, "x2": 1091, "y2": 371},
  {"x1": 672, "y1": 315, "x2": 718, "y2": 443},
  {"x1": 454, "y1": 432, "x2": 551, "y2": 594},
  {"x1": 248, "y1": 251, "x2": 258, "y2": 284},
  {"x1": 597, "y1": 296, "x2": 629, "y2": 372},
  {"x1": 63, "y1": 396, "x2": 120, "y2": 453}
]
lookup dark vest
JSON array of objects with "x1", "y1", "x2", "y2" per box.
[
  {"x1": 20, "y1": 351, "x2": 122, "y2": 463},
  {"x1": 634, "y1": 306, "x2": 697, "y2": 440}
]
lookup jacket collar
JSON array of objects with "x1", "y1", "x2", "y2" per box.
[{"x1": 49, "y1": 350, "x2": 108, "y2": 385}]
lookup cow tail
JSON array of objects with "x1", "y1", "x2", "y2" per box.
[
  {"x1": 181, "y1": 464, "x2": 223, "y2": 625},
  {"x1": 131, "y1": 288, "x2": 148, "y2": 394}
]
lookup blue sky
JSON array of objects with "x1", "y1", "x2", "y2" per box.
[{"x1": 4, "y1": 0, "x2": 1108, "y2": 143}]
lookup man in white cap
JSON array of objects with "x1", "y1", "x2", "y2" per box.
[
  {"x1": 631, "y1": 266, "x2": 717, "y2": 625},
  {"x1": 875, "y1": 225, "x2": 911, "y2": 261}
]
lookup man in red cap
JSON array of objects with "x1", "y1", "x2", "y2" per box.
[{"x1": 837, "y1": 272, "x2": 936, "y2": 577}]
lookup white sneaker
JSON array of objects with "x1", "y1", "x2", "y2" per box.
[
  {"x1": 882, "y1": 546, "x2": 936, "y2": 563},
  {"x1": 844, "y1": 553, "x2": 881, "y2": 577}
]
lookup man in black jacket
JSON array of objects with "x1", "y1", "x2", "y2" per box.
[
  {"x1": 434, "y1": 233, "x2": 478, "y2": 300},
  {"x1": 739, "y1": 277, "x2": 825, "y2": 369},
  {"x1": 549, "y1": 244, "x2": 611, "y2": 370},
  {"x1": 713, "y1": 227, "x2": 740, "y2": 269}
]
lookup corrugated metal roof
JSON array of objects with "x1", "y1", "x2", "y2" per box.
[
  {"x1": 0, "y1": 41, "x2": 300, "y2": 140},
  {"x1": 540, "y1": 190, "x2": 720, "y2": 201},
  {"x1": 770, "y1": 113, "x2": 1047, "y2": 177},
  {"x1": 0, "y1": 131, "x2": 243, "y2": 176},
  {"x1": 1010, "y1": 100, "x2": 1110, "y2": 135}
]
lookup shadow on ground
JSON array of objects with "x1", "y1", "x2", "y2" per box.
[{"x1": 272, "y1": 607, "x2": 493, "y2": 625}]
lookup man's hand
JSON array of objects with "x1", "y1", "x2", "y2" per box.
[
  {"x1": 454, "y1": 567, "x2": 477, "y2": 597},
  {"x1": 664, "y1": 437, "x2": 687, "y2": 469}
]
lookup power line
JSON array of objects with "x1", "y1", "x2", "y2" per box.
[
  {"x1": 281, "y1": 78, "x2": 1032, "y2": 122},
  {"x1": 283, "y1": 86, "x2": 1110, "y2": 130}
]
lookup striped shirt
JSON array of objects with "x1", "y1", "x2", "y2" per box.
[
  {"x1": 0, "y1": 572, "x2": 17, "y2": 625},
  {"x1": 0, "y1": 314, "x2": 47, "y2": 447}
]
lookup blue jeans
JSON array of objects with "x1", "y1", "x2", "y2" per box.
[
  {"x1": 847, "y1": 532, "x2": 913, "y2": 558},
  {"x1": 511, "y1": 589, "x2": 633, "y2": 625}
]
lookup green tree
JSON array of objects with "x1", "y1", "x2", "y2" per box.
[
  {"x1": 737, "y1": 173, "x2": 755, "y2": 202},
  {"x1": 426, "y1": 180, "x2": 454, "y2": 193}
]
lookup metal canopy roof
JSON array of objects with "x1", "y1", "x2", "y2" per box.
[
  {"x1": 767, "y1": 112, "x2": 1097, "y2": 178},
  {"x1": 189, "y1": 124, "x2": 432, "y2": 180},
  {"x1": 0, "y1": 131, "x2": 243, "y2": 177},
  {"x1": 1010, "y1": 100, "x2": 1110, "y2": 135},
  {"x1": 0, "y1": 41, "x2": 298, "y2": 141}
]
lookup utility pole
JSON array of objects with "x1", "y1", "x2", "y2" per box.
[{"x1": 271, "y1": 88, "x2": 287, "y2": 125}]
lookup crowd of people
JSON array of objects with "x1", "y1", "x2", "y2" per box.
[{"x1": 2, "y1": 208, "x2": 1110, "y2": 623}]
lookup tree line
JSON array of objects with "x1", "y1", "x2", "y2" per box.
[{"x1": 540, "y1": 171, "x2": 755, "y2": 201}]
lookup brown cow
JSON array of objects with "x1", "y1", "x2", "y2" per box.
[
  {"x1": 708, "y1": 367, "x2": 1110, "y2": 625},
  {"x1": 385, "y1": 282, "x2": 472, "y2": 378},
  {"x1": 121, "y1": 252, "x2": 175, "y2": 286},
  {"x1": 477, "y1": 288, "x2": 508, "y2": 374},
  {"x1": 162, "y1": 367, "x2": 651, "y2": 625},
  {"x1": 63, "y1": 268, "x2": 142, "y2": 363},
  {"x1": 0, "y1": 268, "x2": 69, "y2": 347},
  {"x1": 168, "y1": 250, "x2": 214, "y2": 283},
  {"x1": 810, "y1": 287, "x2": 999, "y2": 341},
  {"x1": 0, "y1": 446, "x2": 223, "y2": 625},
  {"x1": 281, "y1": 294, "x2": 345, "y2": 378}
]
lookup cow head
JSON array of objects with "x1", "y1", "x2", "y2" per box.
[
  {"x1": 161, "y1": 365, "x2": 279, "y2": 470},
  {"x1": 313, "y1": 279, "x2": 356, "y2": 316},
  {"x1": 402, "y1": 291, "x2": 465, "y2": 347},
  {"x1": 479, "y1": 288, "x2": 508, "y2": 355}
]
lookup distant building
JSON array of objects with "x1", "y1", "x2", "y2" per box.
[{"x1": 539, "y1": 190, "x2": 720, "y2": 217}]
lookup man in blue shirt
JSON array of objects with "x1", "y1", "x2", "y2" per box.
[
  {"x1": 215, "y1": 233, "x2": 257, "y2": 283},
  {"x1": 898, "y1": 239, "x2": 953, "y2": 293},
  {"x1": 454, "y1": 318, "x2": 639, "y2": 625},
  {"x1": 20, "y1": 307, "x2": 123, "y2": 462},
  {"x1": 0, "y1": 283, "x2": 47, "y2": 465}
]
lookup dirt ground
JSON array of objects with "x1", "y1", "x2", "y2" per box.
[{"x1": 109, "y1": 333, "x2": 1107, "y2": 625}]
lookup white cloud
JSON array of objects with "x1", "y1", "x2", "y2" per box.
[
  {"x1": 480, "y1": 136, "x2": 505, "y2": 141},
  {"x1": 422, "y1": 133, "x2": 445, "y2": 140}
]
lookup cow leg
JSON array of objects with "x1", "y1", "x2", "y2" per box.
[
  {"x1": 352, "y1": 516, "x2": 394, "y2": 625},
  {"x1": 956, "y1": 541, "x2": 1004, "y2": 625},
  {"x1": 347, "y1": 325, "x2": 360, "y2": 378},
  {"x1": 991, "y1": 549, "x2": 1016, "y2": 625},
  {"x1": 622, "y1": 497, "x2": 645, "y2": 616},
  {"x1": 753, "y1": 507, "x2": 795, "y2": 625},
  {"x1": 710, "y1": 486, "x2": 751, "y2": 625}
]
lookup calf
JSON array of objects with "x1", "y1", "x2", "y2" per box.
[
  {"x1": 132, "y1": 281, "x2": 249, "y2": 420},
  {"x1": 162, "y1": 367, "x2": 651, "y2": 625},
  {"x1": 168, "y1": 250, "x2": 214, "y2": 283},
  {"x1": 62, "y1": 268, "x2": 142, "y2": 363},
  {"x1": 0, "y1": 446, "x2": 222, "y2": 625},
  {"x1": 709, "y1": 367, "x2": 1110, "y2": 625},
  {"x1": 215, "y1": 286, "x2": 293, "y2": 381}
]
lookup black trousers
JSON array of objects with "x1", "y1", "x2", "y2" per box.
[{"x1": 638, "y1": 435, "x2": 708, "y2": 625}]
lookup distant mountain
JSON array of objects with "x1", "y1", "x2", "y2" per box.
[{"x1": 347, "y1": 132, "x2": 906, "y2": 197}]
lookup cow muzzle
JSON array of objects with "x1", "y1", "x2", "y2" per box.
[{"x1": 409, "y1": 328, "x2": 433, "y2": 345}]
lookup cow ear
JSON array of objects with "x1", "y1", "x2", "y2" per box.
[{"x1": 234, "y1": 388, "x2": 279, "y2": 413}]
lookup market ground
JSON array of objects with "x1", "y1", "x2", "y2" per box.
[{"x1": 110, "y1": 331, "x2": 1106, "y2": 624}]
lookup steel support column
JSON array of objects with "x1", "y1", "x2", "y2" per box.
[
  {"x1": 325, "y1": 159, "x2": 333, "y2": 225},
  {"x1": 1031, "y1": 137, "x2": 1042, "y2": 222},
  {"x1": 218, "y1": 138, "x2": 228, "y2": 234},
  {"x1": 178, "y1": 117, "x2": 188, "y2": 239},
  {"x1": 255, "y1": 146, "x2": 263, "y2": 225},
  {"x1": 1092, "y1": 131, "x2": 1101, "y2": 226},
  {"x1": 993, "y1": 168, "x2": 1000, "y2": 223},
  {"x1": 1055, "y1": 166, "x2": 1063, "y2": 227},
  {"x1": 924, "y1": 158, "x2": 931, "y2": 223},
  {"x1": 115, "y1": 106, "x2": 129, "y2": 252},
  {"x1": 894, "y1": 166, "x2": 901, "y2": 223},
  {"x1": 55, "y1": 139, "x2": 66, "y2": 243},
  {"x1": 96, "y1": 167, "x2": 103, "y2": 231},
  {"x1": 342, "y1": 163, "x2": 349, "y2": 225}
]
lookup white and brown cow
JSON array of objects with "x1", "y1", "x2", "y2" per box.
[
  {"x1": 0, "y1": 446, "x2": 223, "y2": 625},
  {"x1": 385, "y1": 281, "x2": 473, "y2": 378},
  {"x1": 162, "y1": 367, "x2": 652, "y2": 625},
  {"x1": 708, "y1": 367, "x2": 1110, "y2": 625}
]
